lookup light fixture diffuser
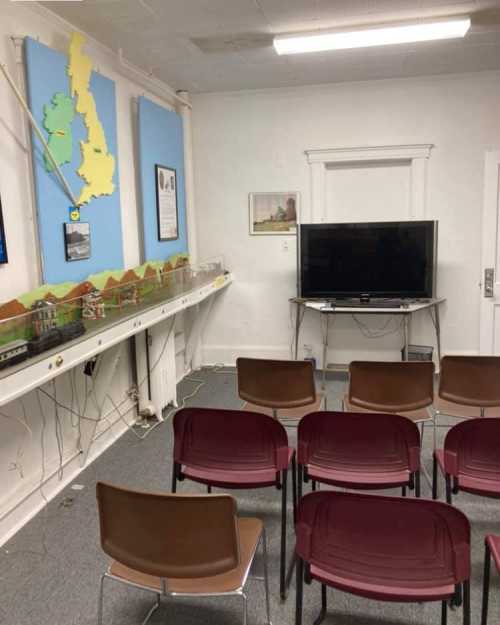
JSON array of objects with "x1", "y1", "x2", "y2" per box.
[{"x1": 273, "y1": 17, "x2": 471, "y2": 55}]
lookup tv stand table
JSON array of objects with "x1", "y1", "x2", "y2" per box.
[{"x1": 290, "y1": 298, "x2": 445, "y2": 389}]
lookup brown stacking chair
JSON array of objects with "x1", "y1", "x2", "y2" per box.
[
  {"x1": 435, "y1": 356, "x2": 500, "y2": 421},
  {"x1": 344, "y1": 361, "x2": 436, "y2": 461},
  {"x1": 96, "y1": 482, "x2": 271, "y2": 625},
  {"x1": 237, "y1": 357, "x2": 325, "y2": 427}
]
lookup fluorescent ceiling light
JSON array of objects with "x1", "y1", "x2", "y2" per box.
[{"x1": 273, "y1": 17, "x2": 471, "y2": 55}]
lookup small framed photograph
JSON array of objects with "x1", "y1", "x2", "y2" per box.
[
  {"x1": 155, "y1": 164, "x2": 178, "y2": 241},
  {"x1": 63, "y1": 222, "x2": 91, "y2": 262},
  {"x1": 249, "y1": 192, "x2": 299, "y2": 235},
  {"x1": 0, "y1": 194, "x2": 7, "y2": 264}
]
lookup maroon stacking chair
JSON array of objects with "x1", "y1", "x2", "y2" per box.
[
  {"x1": 482, "y1": 535, "x2": 500, "y2": 625},
  {"x1": 297, "y1": 411, "x2": 421, "y2": 498},
  {"x1": 432, "y1": 418, "x2": 500, "y2": 503},
  {"x1": 295, "y1": 491, "x2": 471, "y2": 625},
  {"x1": 172, "y1": 407, "x2": 296, "y2": 600}
]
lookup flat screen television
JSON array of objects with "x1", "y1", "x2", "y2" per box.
[{"x1": 299, "y1": 220, "x2": 437, "y2": 300}]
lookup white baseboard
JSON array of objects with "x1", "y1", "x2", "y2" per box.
[
  {"x1": 202, "y1": 344, "x2": 292, "y2": 365},
  {"x1": 202, "y1": 344, "x2": 481, "y2": 370}
]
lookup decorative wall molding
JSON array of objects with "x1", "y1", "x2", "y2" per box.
[
  {"x1": 305, "y1": 144, "x2": 433, "y2": 163},
  {"x1": 305, "y1": 143, "x2": 434, "y2": 221}
]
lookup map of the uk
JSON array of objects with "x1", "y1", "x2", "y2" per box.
[{"x1": 42, "y1": 32, "x2": 116, "y2": 206}]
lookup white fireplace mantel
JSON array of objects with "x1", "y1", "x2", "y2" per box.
[{"x1": 304, "y1": 143, "x2": 434, "y2": 222}]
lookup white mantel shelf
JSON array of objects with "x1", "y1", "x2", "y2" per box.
[
  {"x1": 0, "y1": 273, "x2": 233, "y2": 407},
  {"x1": 305, "y1": 144, "x2": 434, "y2": 163}
]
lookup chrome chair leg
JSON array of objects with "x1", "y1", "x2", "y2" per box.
[
  {"x1": 97, "y1": 574, "x2": 106, "y2": 625},
  {"x1": 262, "y1": 528, "x2": 273, "y2": 625},
  {"x1": 239, "y1": 591, "x2": 248, "y2": 625},
  {"x1": 141, "y1": 594, "x2": 161, "y2": 625}
]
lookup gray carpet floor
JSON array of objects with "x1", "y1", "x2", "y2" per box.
[{"x1": 1, "y1": 369, "x2": 499, "y2": 625}]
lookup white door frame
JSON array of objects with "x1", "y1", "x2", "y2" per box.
[
  {"x1": 304, "y1": 144, "x2": 433, "y2": 223},
  {"x1": 479, "y1": 151, "x2": 500, "y2": 354}
]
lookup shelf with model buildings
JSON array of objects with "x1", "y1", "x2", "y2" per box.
[{"x1": 0, "y1": 254, "x2": 225, "y2": 371}]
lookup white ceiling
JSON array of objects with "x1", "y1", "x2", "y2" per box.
[{"x1": 40, "y1": 0, "x2": 500, "y2": 92}]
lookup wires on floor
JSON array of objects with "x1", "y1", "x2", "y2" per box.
[{"x1": 107, "y1": 371, "x2": 208, "y2": 444}]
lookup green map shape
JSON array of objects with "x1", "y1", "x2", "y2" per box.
[{"x1": 42, "y1": 92, "x2": 75, "y2": 172}]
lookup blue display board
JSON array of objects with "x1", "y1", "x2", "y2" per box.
[
  {"x1": 0, "y1": 196, "x2": 7, "y2": 264},
  {"x1": 137, "y1": 96, "x2": 188, "y2": 261},
  {"x1": 24, "y1": 37, "x2": 124, "y2": 284}
]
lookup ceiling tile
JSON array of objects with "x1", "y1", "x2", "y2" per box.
[{"x1": 39, "y1": 0, "x2": 500, "y2": 92}]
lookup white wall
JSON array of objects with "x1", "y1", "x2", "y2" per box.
[
  {"x1": 0, "y1": 3, "x2": 182, "y2": 544},
  {"x1": 193, "y1": 72, "x2": 500, "y2": 366}
]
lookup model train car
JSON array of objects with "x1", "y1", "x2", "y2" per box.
[
  {"x1": 0, "y1": 339, "x2": 29, "y2": 370},
  {"x1": 0, "y1": 319, "x2": 87, "y2": 370},
  {"x1": 28, "y1": 319, "x2": 86, "y2": 356}
]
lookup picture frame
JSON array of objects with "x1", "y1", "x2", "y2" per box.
[
  {"x1": 63, "y1": 222, "x2": 91, "y2": 262},
  {"x1": 155, "y1": 164, "x2": 179, "y2": 241},
  {"x1": 0, "y1": 193, "x2": 7, "y2": 264},
  {"x1": 249, "y1": 192, "x2": 299, "y2": 235}
]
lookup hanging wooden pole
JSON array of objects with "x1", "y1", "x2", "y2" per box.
[{"x1": 0, "y1": 61, "x2": 80, "y2": 208}]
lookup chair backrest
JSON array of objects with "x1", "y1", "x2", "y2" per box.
[
  {"x1": 96, "y1": 482, "x2": 240, "y2": 579},
  {"x1": 348, "y1": 361, "x2": 434, "y2": 412},
  {"x1": 443, "y1": 418, "x2": 500, "y2": 484},
  {"x1": 295, "y1": 491, "x2": 470, "y2": 585},
  {"x1": 173, "y1": 407, "x2": 290, "y2": 471},
  {"x1": 297, "y1": 411, "x2": 420, "y2": 471},
  {"x1": 439, "y1": 356, "x2": 500, "y2": 407},
  {"x1": 236, "y1": 357, "x2": 316, "y2": 409}
]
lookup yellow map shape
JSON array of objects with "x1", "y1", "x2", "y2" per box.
[{"x1": 67, "y1": 32, "x2": 115, "y2": 206}]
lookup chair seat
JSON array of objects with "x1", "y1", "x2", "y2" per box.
[
  {"x1": 435, "y1": 449, "x2": 500, "y2": 497},
  {"x1": 343, "y1": 396, "x2": 432, "y2": 423},
  {"x1": 109, "y1": 518, "x2": 262, "y2": 595},
  {"x1": 310, "y1": 564, "x2": 455, "y2": 602},
  {"x1": 307, "y1": 463, "x2": 411, "y2": 490},
  {"x1": 242, "y1": 393, "x2": 325, "y2": 424},
  {"x1": 487, "y1": 535, "x2": 500, "y2": 572},
  {"x1": 181, "y1": 446, "x2": 294, "y2": 488},
  {"x1": 434, "y1": 397, "x2": 500, "y2": 419}
]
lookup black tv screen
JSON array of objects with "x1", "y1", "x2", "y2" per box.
[{"x1": 299, "y1": 220, "x2": 437, "y2": 299}]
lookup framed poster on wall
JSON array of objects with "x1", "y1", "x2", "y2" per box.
[
  {"x1": 0, "y1": 194, "x2": 8, "y2": 264},
  {"x1": 155, "y1": 164, "x2": 178, "y2": 241}
]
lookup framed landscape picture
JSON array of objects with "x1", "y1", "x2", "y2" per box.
[
  {"x1": 249, "y1": 192, "x2": 298, "y2": 235},
  {"x1": 155, "y1": 164, "x2": 179, "y2": 241},
  {"x1": 0, "y1": 195, "x2": 7, "y2": 264}
]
